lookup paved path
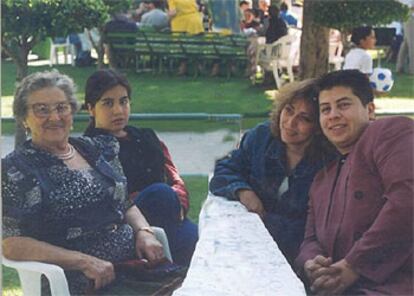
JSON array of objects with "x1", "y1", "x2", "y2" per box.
[{"x1": 1, "y1": 130, "x2": 240, "y2": 175}]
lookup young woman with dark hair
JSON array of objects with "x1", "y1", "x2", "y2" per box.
[{"x1": 84, "y1": 69, "x2": 198, "y2": 266}]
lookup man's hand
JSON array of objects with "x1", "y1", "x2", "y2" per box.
[
  {"x1": 135, "y1": 231, "x2": 165, "y2": 262},
  {"x1": 238, "y1": 189, "x2": 265, "y2": 218},
  {"x1": 304, "y1": 255, "x2": 333, "y2": 285},
  {"x1": 80, "y1": 254, "x2": 115, "y2": 291},
  {"x1": 304, "y1": 255, "x2": 359, "y2": 295},
  {"x1": 308, "y1": 258, "x2": 359, "y2": 295}
]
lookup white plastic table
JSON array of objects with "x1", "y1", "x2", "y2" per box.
[{"x1": 173, "y1": 193, "x2": 306, "y2": 296}]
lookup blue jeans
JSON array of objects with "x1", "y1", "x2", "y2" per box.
[
  {"x1": 134, "y1": 183, "x2": 198, "y2": 266},
  {"x1": 263, "y1": 212, "x2": 305, "y2": 265}
]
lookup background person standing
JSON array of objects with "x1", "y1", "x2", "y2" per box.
[{"x1": 396, "y1": 0, "x2": 414, "y2": 74}]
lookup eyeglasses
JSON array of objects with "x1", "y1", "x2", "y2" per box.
[{"x1": 29, "y1": 102, "x2": 72, "y2": 118}]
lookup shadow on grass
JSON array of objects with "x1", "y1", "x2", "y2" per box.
[{"x1": 3, "y1": 266, "x2": 22, "y2": 295}]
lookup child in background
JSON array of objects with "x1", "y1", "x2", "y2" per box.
[{"x1": 343, "y1": 26, "x2": 377, "y2": 74}]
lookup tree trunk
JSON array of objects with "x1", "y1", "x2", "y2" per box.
[
  {"x1": 97, "y1": 37, "x2": 105, "y2": 69},
  {"x1": 15, "y1": 50, "x2": 30, "y2": 147},
  {"x1": 87, "y1": 28, "x2": 105, "y2": 69},
  {"x1": 299, "y1": 0, "x2": 330, "y2": 80},
  {"x1": 15, "y1": 56, "x2": 28, "y2": 82},
  {"x1": 341, "y1": 29, "x2": 352, "y2": 57},
  {"x1": 5, "y1": 43, "x2": 30, "y2": 147},
  {"x1": 2, "y1": 38, "x2": 31, "y2": 147}
]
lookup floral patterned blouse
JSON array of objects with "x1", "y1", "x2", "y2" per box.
[{"x1": 2, "y1": 136, "x2": 137, "y2": 294}]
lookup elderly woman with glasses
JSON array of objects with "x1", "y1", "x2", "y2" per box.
[{"x1": 2, "y1": 70, "x2": 167, "y2": 295}]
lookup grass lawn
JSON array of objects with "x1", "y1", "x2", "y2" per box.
[
  {"x1": 1, "y1": 60, "x2": 273, "y2": 114},
  {"x1": 2, "y1": 175, "x2": 208, "y2": 296},
  {"x1": 1, "y1": 60, "x2": 274, "y2": 134},
  {"x1": 2, "y1": 266, "x2": 21, "y2": 296}
]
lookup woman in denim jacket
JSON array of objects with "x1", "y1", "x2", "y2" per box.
[{"x1": 209, "y1": 79, "x2": 335, "y2": 265}]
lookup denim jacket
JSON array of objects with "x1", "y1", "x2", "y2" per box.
[{"x1": 210, "y1": 122, "x2": 329, "y2": 262}]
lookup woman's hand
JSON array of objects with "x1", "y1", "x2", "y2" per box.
[
  {"x1": 238, "y1": 189, "x2": 265, "y2": 218},
  {"x1": 135, "y1": 231, "x2": 165, "y2": 262},
  {"x1": 125, "y1": 206, "x2": 164, "y2": 261},
  {"x1": 79, "y1": 254, "x2": 115, "y2": 291}
]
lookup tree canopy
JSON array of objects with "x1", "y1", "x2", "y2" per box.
[
  {"x1": 1, "y1": 0, "x2": 117, "y2": 147},
  {"x1": 1, "y1": 0, "x2": 109, "y2": 80},
  {"x1": 312, "y1": 0, "x2": 410, "y2": 33}
]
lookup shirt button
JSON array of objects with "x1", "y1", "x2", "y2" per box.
[
  {"x1": 354, "y1": 191, "x2": 364, "y2": 200},
  {"x1": 354, "y1": 231, "x2": 363, "y2": 241}
]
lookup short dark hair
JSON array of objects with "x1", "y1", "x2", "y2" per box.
[
  {"x1": 240, "y1": 0, "x2": 249, "y2": 7},
  {"x1": 268, "y1": 5, "x2": 280, "y2": 18},
  {"x1": 350, "y1": 26, "x2": 373, "y2": 46},
  {"x1": 318, "y1": 69, "x2": 374, "y2": 106},
  {"x1": 151, "y1": 0, "x2": 162, "y2": 8},
  {"x1": 280, "y1": 2, "x2": 288, "y2": 11},
  {"x1": 251, "y1": 8, "x2": 260, "y2": 18}
]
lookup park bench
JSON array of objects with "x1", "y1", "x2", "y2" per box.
[{"x1": 106, "y1": 30, "x2": 249, "y2": 77}]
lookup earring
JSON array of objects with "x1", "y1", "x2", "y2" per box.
[
  {"x1": 22, "y1": 122, "x2": 30, "y2": 137},
  {"x1": 24, "y1": 127, "x2": 30, "y2": 137}
]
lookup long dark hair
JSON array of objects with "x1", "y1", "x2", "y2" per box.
[{"x1": 84, "y1": 69, "x2": 132, "y2": 134}]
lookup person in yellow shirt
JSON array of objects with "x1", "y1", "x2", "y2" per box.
[
  {"x1": 168, "y1": 0, "x2": 204, "y2": 74},
  {"x1": 168, "y1": 0, "x2": 204, "y2": 34}
]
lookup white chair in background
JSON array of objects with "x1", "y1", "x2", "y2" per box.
[
  {"x1": 2, "y1": 227, "x2": 172, "y2": 296},
  {"x1": 257, "y1": 34, "x2": 299, "y2": 88},
  {"x1": 49, "y1": 37, "x2": 75, "y2": 67},
  {"x1": 329, "y1": 41, "x2": 344, "y2": 70}
]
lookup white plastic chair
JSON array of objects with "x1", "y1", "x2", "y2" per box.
[
  {"x1": 2, "y1": 227, "x2": 172, "y2": 296},
  {"x1": 49, "y1": 37, "x2": 75, "y2": 67},
  {"x1": 256, "y1": 34, "x2": 299, "y2": 88},
  {"x1": 329, "y1": 41, "x2": 344, "y2": 70}
]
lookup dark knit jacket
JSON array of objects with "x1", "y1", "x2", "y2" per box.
[{"x1": 84, "y1": 125, "x2": 189, "y2": 212}]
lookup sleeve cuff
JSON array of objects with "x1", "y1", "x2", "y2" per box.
[{"x1": 228, "y1": 182, "x2": 253, "y2": 200}]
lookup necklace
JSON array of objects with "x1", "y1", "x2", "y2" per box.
[{"x1": 56, "y1": 144, "x2": 76, "y2": 160}]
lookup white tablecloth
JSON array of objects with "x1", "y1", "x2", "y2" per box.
[{"x1": 173, "y1": 194, "x2": 306, "y2": 296}]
